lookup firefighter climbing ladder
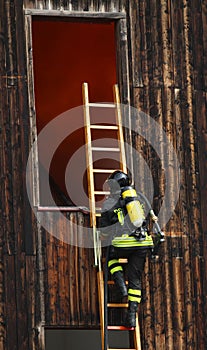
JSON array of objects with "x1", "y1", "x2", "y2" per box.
[{"x1": 82, "y1": 82, "x2": 142, "y2": 350}]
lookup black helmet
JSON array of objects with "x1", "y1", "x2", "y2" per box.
[{"x1": 107, "y1": 170, "x2": 130, "y2": 193}]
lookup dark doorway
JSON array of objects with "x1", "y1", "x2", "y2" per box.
[{"x1": 45, "y1": 329, "x2": 129, "y2": 349}]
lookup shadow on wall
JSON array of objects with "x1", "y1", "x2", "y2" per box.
[{"x1": 45, "y1": 329, "x2": 129, "y2": 349}]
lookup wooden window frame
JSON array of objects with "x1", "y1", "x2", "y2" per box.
[{"x1": 25, "y1": 9, "x2": 132, "y2": 212}]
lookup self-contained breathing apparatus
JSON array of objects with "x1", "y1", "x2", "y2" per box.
[
  {"x1": 121, "y1": 186, "x2": 147, "y2": 241},
  {"x1": 107, "y1": 170, "x2": 165, "y2": 245},
  {"x1": 107, "y1": 171, "x2": 148, "y2": 241}
]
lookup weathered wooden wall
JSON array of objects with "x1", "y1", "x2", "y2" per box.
[
  {"x1": 0, "y1": 1, "x2": 38, "y2": 349},
  {"x1": 129, "y1": 1, "x2": 207, "y2": 349},
  {"x1": 0, "y1": 0, "x2": 207, "y2": 349}
]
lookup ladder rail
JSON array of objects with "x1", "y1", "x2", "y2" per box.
[
  {"x1": 113, "y1": 84, "x2": 127, "y2": 173},
  {"x1": 134, "y1": 317, "x2": 142, "y2": 350},
  {"x1": 82, "y1": 82, "x2": 98, "y2": 266},
  {"x1": 97, "y1": 270, "x2": 105, "y2": 350}
]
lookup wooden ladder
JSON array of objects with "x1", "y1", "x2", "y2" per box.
[
  {"x1": 97, "y1": 259, "x2": 142, "y2": 350},
  {"x1": 82, "y1": 82, "x2": 141, "y2": 350},
  {"x1": 82, "y1": 81, "x2": 127, "y2": 266}
]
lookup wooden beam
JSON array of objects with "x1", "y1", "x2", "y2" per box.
[{"x1": 24, "y1": 9, "x2": 126, "y2": 19}]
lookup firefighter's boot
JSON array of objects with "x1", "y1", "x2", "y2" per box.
[
  {"x1": 113, "y1": 271, "x2": 128, "y2": 297},
  {"x1": 126, "y1": 301, "x2": 138, "y2": 328}
]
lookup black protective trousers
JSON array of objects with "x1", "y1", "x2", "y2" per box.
[{"x1": 108, "y1": 246, "x2": 149, "y2": 291}]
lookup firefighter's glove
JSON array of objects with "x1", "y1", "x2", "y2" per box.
[
  {"x1": 133, "y1": 227, "x2": 146, "y2": 241},
  {"x1": 151, "y1": 231, "x2": 165, "y2": 258},
  {"x1": 152, "y1": 215, "x2": 158, "y2": 222},
  {"x1": 157, "y1": 230, "x2": 165, "y2": 243}
]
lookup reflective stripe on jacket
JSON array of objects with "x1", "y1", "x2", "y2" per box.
[{"x1": 112, "y1": 232, "x2": 154, "y2": 248}]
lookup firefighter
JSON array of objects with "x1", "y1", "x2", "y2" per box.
[{"x1": 100, "y1": 170, "x2": 158, "y2": 328}]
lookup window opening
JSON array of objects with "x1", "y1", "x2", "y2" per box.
[{"x1": 31, "y1": 17, "x2": 117, "y2": 208}]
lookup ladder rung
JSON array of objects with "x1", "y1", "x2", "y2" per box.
[
  {"x1": 107, "y1": 280, "x2": 115, "y2": 285},
  {"x1": 118, "y1": 258, "x2": 128, "y2": 264},
  {"x1": 94, "y1": 191, "x2": 110, "y2": 195},
  {"x1": 107, "y1": 303, "x2": 128, "y2": 308},
  {"x1": 88, "y1": 103, "x2": 115, "y2": 108},
  {"x1": 107, "y1": 325, "x2": 135, "y2": 331},
  {"x1": 92, "y1": 147, "x2": 120, "y2": 152},
  {"x1": 90, "y1": 125, "x2": 118, "y2": 130},
  {"x1": 93, "y1": 169, "x2": 117, "y2": 173},
  {"x1": 102, "y1": 258, "x2": 128, "y2": 263},
  {"x1": 107, "y1": 280, "x2": 128, "y2": 285}
]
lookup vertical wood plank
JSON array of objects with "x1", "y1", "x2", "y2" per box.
[
  {"x1": 35, "y1": 221, "x2": 46, "y2": 350},
  {"x1": 77, "y1": 214, "x2": 94, "y2": 326},
  {"x1": 26, "y1": 256, "x2": 36, "y2": 350},
  {"x1": 201, "y1": 0, "x2": 207, "y2": 88},
  {"x1": 142, "y1": 257, "x2": 155, "y2": 349},
  {"x1": 5, "y1": 256, "x2": 18, "y2": 350},
  {"x1": 171, "y1": 241, "x2": 185, "y2": 349},
  {"x1": 182, "y1": 235, "x2": 194, "y2": 349},
  {"x1": 46, "y1": 220, "x2": 58, "y2": 325},
  {"x1": 68, "y1": 213, "x2": 80, "y2": 325},
  {"x1": 194, "y1": 90, "x2": 207, "y2": 348},
  {"x1": 170, "y1": 0, "x2": 184, "y2": 87},
  {"x1": 191, "y1": 0, "x2": 204, "y2": 90},
  {"x1": 160, "y1": 0, "x2": 173, "y2": 87},
  {"x1": 163, "y1": 238, "x2": 174, "y2": 350},
  {"x1": 129, "y1": 1, "x2": 144, "y2": 88},
  {"x1": 0, "y1": 242, "x2": 6, "y2": 349},
  {"x1": 151, "y1": 257, "x2": 166, "y2": 350},
  {"x1": 0, "y1": 243, "x2": 5, "y2": 349}
]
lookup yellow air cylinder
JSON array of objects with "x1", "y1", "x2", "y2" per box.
[{"x1": 122, "y1": 187, "x2": 145, "y2": 228}]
